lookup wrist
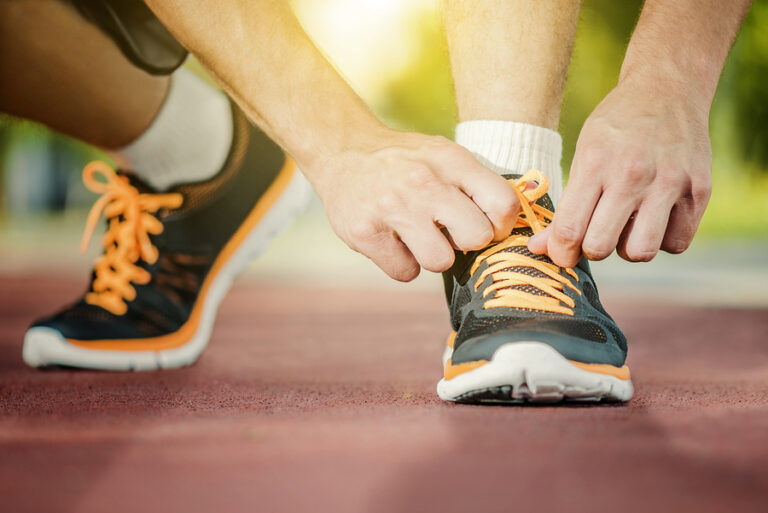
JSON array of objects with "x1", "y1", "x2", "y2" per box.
[
  {"x1": 297, "y1": 121, "x2": 405, "y2": 190},
  {"x1": 619, "y1": 36, "x2": 722, "y2": 110},
  {"x1": 291, "y1": 116, "x2": 396, "y2": 174},
  {"x1": 617, "y1": 55, "x2": 715, "y2": 115}
]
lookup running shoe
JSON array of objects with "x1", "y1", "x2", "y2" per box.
[
  {"x1": 23, "y1": 104, "x2": 310, "y2": 370},
  {"x1": 437, "y1": 170, "x2": 633, "y2": 403}
]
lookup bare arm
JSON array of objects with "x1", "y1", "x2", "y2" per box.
[
  {"x1": 144, "y1": 0, "x2": 518, "y2": 281},
  {"x1": 143, "y1": 0, "x2": 387, "y2": 180},
  {"x1": 530, "y1": 0, "x2": 752, "y2": 265},
  {"x1": 621, "y1": 0, "x2": 748, "y2": 103}
]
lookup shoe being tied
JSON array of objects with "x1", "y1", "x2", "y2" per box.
[
  {"x1": 23, "y1": 104, "x2": 310, "y2": 370},
  {"x1": 437, "y1": 170, "x2": 633, "y2": 404}
]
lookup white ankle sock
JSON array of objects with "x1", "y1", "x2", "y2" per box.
[
  {"x1": 455, "y1": 120, "x2": 564, "y2": 206},
  {"x1": 118, "y1": 68, "x2": 233, "y2": 191}
]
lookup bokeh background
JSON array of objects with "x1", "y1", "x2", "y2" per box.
[{"x1": 1, "y1": 0, "x2": 766, "y2": 305}]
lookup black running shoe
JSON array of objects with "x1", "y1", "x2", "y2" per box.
[
  {"x1": 437, "y1": 170, "x2": 633, "y2": 403},
  {"x1": 23, "y1": 104, "x2": 310, "y2": 370}
]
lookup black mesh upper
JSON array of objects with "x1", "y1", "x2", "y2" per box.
[
  {"x1": 443, "y1": 182, "x2": 628, "y2": 367},
  {"x1": 32, "y1": 104, "x2": 287, "y2": 341}
]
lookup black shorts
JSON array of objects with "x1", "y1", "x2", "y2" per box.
[{"x1": 70, "y1": 0, "x2": 187, "y2": 75}]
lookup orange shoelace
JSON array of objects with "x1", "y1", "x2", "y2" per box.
[
  {"x1": 79, "y1": 161, "x2": 183, "y2": 315},
  {"x1": 470, "y1": 170, "x2": 581, "y2": 316}
]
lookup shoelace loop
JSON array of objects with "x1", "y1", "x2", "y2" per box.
[
  {"x1": 469, "y1": 170, "x2": 580, "y2": 316},
  {"x1": 79, "y1": 161, "x2": 183, "y2": 315}
]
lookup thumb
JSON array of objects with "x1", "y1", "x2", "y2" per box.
[{"x1": 528, "y1": 226, "x2": 551, "y2": 254}]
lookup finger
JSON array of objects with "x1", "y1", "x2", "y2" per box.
[
  {"x1": 620, "y1": 195, "x2": 676, "y2": 262},
  {"x1": 660, "y1": 179, "x2": 710, "y2": 254},
  {"x1": 354, "y1": 231, "x2": 421, "y2": 282},
  {"x1": 527, "y1": 225, "x2": 550, "y2": 254},
  {"x1": 433, "y1": 187, "x2": 494, "y2": 251},
  {"x1": 545, "y1": 175, "x2": 602, "y2": 267},
  {"x1": 581, "y1": 190, "x2": 638, "y2": 262},
  {"x1": 615, "y1": 215, "x2": 635, "y2": 261},
  {"x1": 451, "y1": 159, "x2": 520, "y2": 241},
  {"x1": 660, "y1": 199, "x2": 697, "y2": 254},
  {"x1": 395, "y1": 221, "x2": 455, "y2": 273}
]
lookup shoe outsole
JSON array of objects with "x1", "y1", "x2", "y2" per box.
[
  {"x1": 22, "y1": 169, "x2": 312, "y2": 371},
  {"x1": 437, "y1": 341, "x2": 633, "y2": 404}
]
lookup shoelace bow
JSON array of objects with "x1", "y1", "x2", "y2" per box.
[
  {"x1": 79, "y1": 161, "x2": 183, "y2": 315},
  {"x1": 470, "y1": 170, "x2": 581, "y2": 316}
]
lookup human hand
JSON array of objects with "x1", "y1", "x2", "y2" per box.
[
  {"x1": 309, "y1": 132, "x2": 520, "y2": 281},
  {"x1": 528, "y1": 73, "x2": 712, "y2": 266}
]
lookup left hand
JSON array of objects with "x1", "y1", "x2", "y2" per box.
[{"x1": 528, "y1": 72, "x2": 713, "y2": 266}]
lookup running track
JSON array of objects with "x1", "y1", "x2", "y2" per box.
[{"x1": 1, "y1": 276, "x2": 767, "y2": 513}]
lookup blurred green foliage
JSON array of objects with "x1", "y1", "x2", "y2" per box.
[
  {"x1": 1, "y1": 0, "x2": 766, "y2": 237},
  {"x1": 729, "y1": 3, "x2": 768, "y2": 168},
  {"x1": 375, "y1": 5, "x2": 457, "y2": 138},
  {"x1": 375, "y1": 0, "x2": 767, "y2": 237}
]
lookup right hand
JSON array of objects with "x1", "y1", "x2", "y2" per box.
[{"x1": 308, "y1": 132, "x2": 520, "y2": 282}]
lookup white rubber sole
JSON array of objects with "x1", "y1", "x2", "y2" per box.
[
  {"x1": 22, "y1": 170, "x2": 312, "y2": 371},
  {"x1": 437, "y1": 341, "x2": 634, "y2": 403}
]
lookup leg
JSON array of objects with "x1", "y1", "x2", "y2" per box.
[
  {"x1": 445, "y1": 0, "x2": 579, "y2": 206},
  {"x1": 445, "y1": 0, "x2": 579, "y2": 130},
  {"x1": 0, "y1": 0, "x2": 233, "y2": 190},
  {"x1": 0, "y1": 0, "x2": 168, "y2": 148},
  {"x1": 438, "y1": 2, "x2": 633, "y2": 404},
  {"x1": 11, "y1": 2, "x2": 309, "y2": 371}
]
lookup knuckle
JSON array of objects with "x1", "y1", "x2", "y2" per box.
[
  {"x1": 582, "y1": 241, "x2": 613, "y2": 260},
  {"x1": 578, "y1": 144, "x2": 607, "y2": 171},
  {"x1": 553, "y1": 222, "x2": 583, "y2": 246},
  {"x1": 405, "y1": 164, "x2": 436, "y2": 188},
  {"x1": 478, "y1": 226, "x2": 495, "y2": 246},
  {"x1": 663, "y1": 237, "x2": 691, "y2": 254},
  {"x1": 390, "y1": 263, "x2": 420, "y2": 282},
  {"x1": 461, "y1": 226, "x2": 494, "y2": 251},
  {"x1": 626, "y1": 247, "x2": 658, "y2": 262},
  {"x1": 621, "y1": 161, "x2": 654, "y2": 186},
  {"x1": 489, "y1": 187, "x2": 519, "y2": 218},
  {"x1": 655, "y1": 169, "x2": 686, "y2": 190},
  {"x1": 690, "y1": 179, "x2": 712, "y2": 203},
  {"x1": 424, "y1": 250, "x2": 455, "y2": 273},
  {"x1": 347, "y1": 220, "x2": 379, "y2": 242},
  {"x1": 376, "y1": 191, "x2": 403, "y2": 213}
]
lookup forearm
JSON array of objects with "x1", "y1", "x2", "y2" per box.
[
  {"x1": 146, "y1": 0, "x2": 522, "y2": 281},
  {"x1": 537, "y1": 0, "x2": 751, "y2": 266},
  {"x1": 143, "y1": 0, "x2": 392, "y2": 179},
  {"x1": 620, "y1": 0, "x2": 751, "y2": 105}
]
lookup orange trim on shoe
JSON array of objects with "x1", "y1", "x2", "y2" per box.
[
  {"x1": 443, "y1": 358, "x2": 488, "y2": 381},
  {"x1": 568, "y1": 361, "x2": 631, "y2": 380},
  {"x1": 67, "y1": 157, "x2": 297, "y2": 352}
]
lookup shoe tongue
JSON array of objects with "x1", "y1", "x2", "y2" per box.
[
  {"x1": 119, "y1": 170, "x2": 158, "y2": 194},
  {"x1": 501, "y1": 173, "x2": 555, "y2": 212}
]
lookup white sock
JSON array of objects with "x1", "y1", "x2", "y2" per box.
[
  {"x1": 455, "y1": 120, "x2": 564, "y2": 206},
  {"x1": 118, "y1": 68, "x2": 233, "y2": 191}
]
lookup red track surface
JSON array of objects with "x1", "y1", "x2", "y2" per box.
[{"x1": 1, "y1": 276, "x2": 767, "y2": 513}]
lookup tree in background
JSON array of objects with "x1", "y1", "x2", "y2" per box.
[
  {"x1": 727, "y1": 1, "x2": 768, "y2": 170},
  {"x1": 378, "y1": 0, "x2": 765, "y2": 177}
]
